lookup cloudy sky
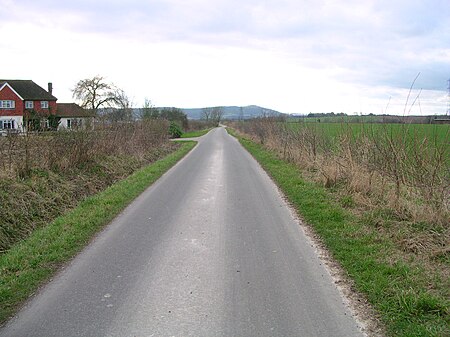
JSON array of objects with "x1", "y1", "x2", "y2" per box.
[{"x1": 1, "y1": 0, "x2": 449, "y2": 115}]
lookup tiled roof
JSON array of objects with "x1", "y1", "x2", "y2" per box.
[
  {"x1": 57, "y1": 103, "x2": 95, "y2": 117},
  {"x1": 0, "y1": 80, "x2": 57, "y2": 100}
]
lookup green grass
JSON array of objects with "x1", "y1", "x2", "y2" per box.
[
  {"x1": 181, "y1": 128, "x2": 213, "y2": 138},
  {"x1": 0, "y1": 141, "x2": 196, "y2": 324},
  {"x1": 289, "y1": 115, "x2": 382, "y2": 123},
  {"x1": 228, "y1": 129, "x2": 449, "y2": 337},
  {"x1": 287, "y1": 121, "x2": 449, "y2": 146}
]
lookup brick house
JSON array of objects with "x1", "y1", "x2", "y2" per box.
[{"x1": 0, "y1": 79, "x2": 57, "y2": 131}]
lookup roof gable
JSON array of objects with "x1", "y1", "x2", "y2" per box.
[
  {"x1": 0, "y1": 82, "x2": 24, "y2": 100},
  {"x1": 0, "y1": 80, "x2": 57, "y2": 101}
]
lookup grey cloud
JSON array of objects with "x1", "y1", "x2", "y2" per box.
[{"x1": 6, "y1": 0, "x2": 449, "y2": 93}]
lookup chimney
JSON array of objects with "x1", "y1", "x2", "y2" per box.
[{"x1": 48, "y1": 82, "x2": 53, "y2": 95}]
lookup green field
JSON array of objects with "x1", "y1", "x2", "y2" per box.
[
  {"x1": 290, "y1": 115, "x2": 382, "y2": 123},
  {"x1": 287, "y1": 122, "x2": 449, "y2": 146}
]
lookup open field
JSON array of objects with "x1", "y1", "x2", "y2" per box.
[
  {"x1": 287, "y1": 121, "x2": 449, "y2": 147},
  {"x1": 288, "y1": 115, "x2": 448, "y2": 125}
]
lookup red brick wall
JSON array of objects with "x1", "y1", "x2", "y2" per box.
[
  {"x1": 0, "y1": 84, "x2": 23, "y2": 116},
  {"x1": 26, "y1": 100, "x2": 57, "y2": 115},
  {"x1": 0, "y1": 84, "x2": 57, "y2": 116},
  {"x1": 48, "y1": 100, "x2": 57, "y2": 115}
]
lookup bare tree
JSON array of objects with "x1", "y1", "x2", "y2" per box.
[
  {"x1": 72, "y1": 76, "x2": 118, "y2": 115},
  {"x1": 201, "y1": 107, "x2": 212, "y2": 121},
  {"x1": 210, "y1": 106, "x2": 224, "y2": 126},
  {"x1": 201, "y1": 106, "x2": 224, "y2": 126},
  {"x1": 111, "y1": 88, "x2": 134, "y2": 122}
]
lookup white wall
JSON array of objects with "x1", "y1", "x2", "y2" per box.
[
  {"x1": 58, "y1": 118, "x2": 71, "y2": 130},
  {"x1": 0, "y1": 116, "x2": 23, "y2": 131},
  {"x1": 58, "y1": 117, "x2": 93, "y2": 130}
]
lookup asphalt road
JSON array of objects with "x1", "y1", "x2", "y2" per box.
[{"x1": 0, "y1": 127, "x2": 364, "y2": 337}]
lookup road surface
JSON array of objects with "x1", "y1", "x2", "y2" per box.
[{"x1": 0, "y1": 127, "x2": 364, "y2": 337}]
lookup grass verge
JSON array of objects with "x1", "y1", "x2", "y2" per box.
[
  {"x1": 0, "y1": 141, "x2": 196, "y2": 324},
  {"x1": 181, "y1": 128, "x2": 213, "y2": 138},
  {"x1": 228, "y1": 129, "x2": 448, "y2": 337}
]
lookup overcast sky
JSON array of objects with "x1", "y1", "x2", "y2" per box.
[{"x1": 1, "y1": 0, "x2": 449, "y2": 115}]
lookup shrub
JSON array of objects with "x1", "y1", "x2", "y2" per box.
[{"x1": 169, "y1": 121, "x2": 183, "y2": 138}]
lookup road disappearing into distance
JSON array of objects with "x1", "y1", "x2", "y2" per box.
[{"x1": 0, "y1": 127, "x2": 364, "y2": 337}]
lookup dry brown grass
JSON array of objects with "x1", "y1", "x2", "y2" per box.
[
  {"x1": 0, "y1": 120, "x2": 178, "y2": 252},
  {"x1": 0, "y1": 120, "x2": 170, "y2": 176},
  {"x1": 230, "y1": 119, "x2": 449, "y2": 279}
]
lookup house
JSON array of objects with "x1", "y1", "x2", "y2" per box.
[
  {"x1": 0, "y1": 80, "x2": 57, "y2": 132},
  {"x1": 57, "y1": 103, "x2": 95, "y2": 130}
]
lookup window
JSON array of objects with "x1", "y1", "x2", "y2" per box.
[
  {"x1": 41, "y1": 101, "x2": 49, "y2": 109},
  {"x1": 67, "y1": 119, "x2": 72, "y2": 129},
  {"x1": 0, "y1": 100, "x2": 15, "y2": 109},
  {"x1": 1, "y1": 119, "x2": 16, "y2": 129},
  {"x1": 25, "y1": 101, "x2": 34, "y2": 109}
]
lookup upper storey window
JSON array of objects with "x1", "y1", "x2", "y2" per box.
[{"x1": 0, "y1": 100, "x2": 15, "y2": 109}]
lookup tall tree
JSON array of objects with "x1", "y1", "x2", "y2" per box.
[{"x1": 72, "y1": 76, "x2": 118, "y2": 115}]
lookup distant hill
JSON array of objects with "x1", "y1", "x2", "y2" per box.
[{"x1": 180, "y1": 105, "x2": 284, "y2": 120}]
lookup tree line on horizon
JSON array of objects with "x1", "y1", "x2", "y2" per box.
[{"x1": 72, "y1": 75, "x2": 224, "y2": 127}]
